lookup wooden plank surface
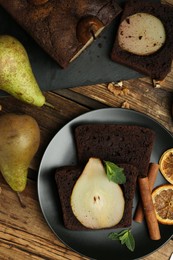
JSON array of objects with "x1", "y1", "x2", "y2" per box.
[{"x1": 0, "y1": 68, "x2": 173, "y2": 260}]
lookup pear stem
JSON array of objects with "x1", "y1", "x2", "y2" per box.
[
  {"x1": 90, "y1": 29, "x2": 96, "y2": 40},
  {"x1": 44, "y1": 101, "x2": 55, "y2": 109},
  {"x1": 16, "y1": 192, "x2": 26, "y2": 208}
]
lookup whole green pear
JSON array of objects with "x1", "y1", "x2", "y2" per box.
[
  {"x1": 0, "y1": 113, "x2": 40, "y2": 192},
  {"x1": 0, "y1": 35, "x2": 45, "y2": 107}
]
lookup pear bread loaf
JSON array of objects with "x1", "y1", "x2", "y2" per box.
[
  {"x1": 55, "y1": 163, "x2": 138, "y2": 230},
  {"x1": 111, "y1": 0, "x2": 173, "y2": 80},
  {"x1": 0, "y1": 0, "x2": 122, "y2": 68},
  {"x1": 75, "y1": 124, "x2": 155, "y2": 178}
]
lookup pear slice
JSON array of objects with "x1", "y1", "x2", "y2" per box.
[
  {"x1": 118, "y1": 13, "x2": 166, "y2": 56},
  {"x1": 71, "y1": 158, "x2": 125, "y2": 229}
]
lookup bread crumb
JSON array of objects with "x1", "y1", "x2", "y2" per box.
[
  {"x1": 107, "y1": 81, "x2": 129, "y2": 96},
  {"x1": 152, "y1": 79, "x2": 164, "y2": 88},
  {"x1": 121, "y1": 101, "x2": 130, "y2": 109}
]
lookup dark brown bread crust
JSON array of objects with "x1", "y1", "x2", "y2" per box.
[
  {"x1": 55, "y1": 166, "x2": 83, "y2": 230},
  {"x1": 55, "y1": 163, "x2": 138, "y2": 230},
  {"x1": 0, "y1": 0, "x2": 121, "y2": 68},
  {"x1": 75, "y1": 124, "x2": 155, "y2": 177},
  {"x1": 111, "y1": 0, "x2": 173, "y2": 80}
]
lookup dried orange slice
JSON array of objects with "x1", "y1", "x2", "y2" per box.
[
  {"x1": 152, "y1": 184, "x2": 173, "y2": 225},
  {"x1": 159, "y1": 148, "x2": 173, "y2": 184}
]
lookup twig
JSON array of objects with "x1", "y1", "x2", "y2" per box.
[{"x1": 16, "y1": 192, "x2": 26, "y2": 208}]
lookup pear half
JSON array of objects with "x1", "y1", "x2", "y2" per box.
[
  {"x1": 71, "y1": 158, "x2": 125, "y2": 229},
  {"x1": 118, "y1": 13, "x2": 166, "y2": 56}
]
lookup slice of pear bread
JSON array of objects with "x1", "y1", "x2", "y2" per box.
[
  {"x1": 55, "y1": 163, "x2": 138, "y2": 230},
  {"x1": 0, "y1": 0, "x2": 121, "y2": 68},
  {"x1": 75, "y1": 124, "x2": 155, "y2": 178},
  {"x1": 111, "y1": 0, "x2": 173, "y2": 80}
]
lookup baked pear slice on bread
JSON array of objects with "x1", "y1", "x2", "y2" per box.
[
  {"x1": 111, "y1": 0, "x2": 173, "y2": 80},
  {"x1": 55, "y1": 162, "x2": 138, "y2": 230},
  {"x1": 71, "y1": 158, "x2": 125, "y2": 229}
]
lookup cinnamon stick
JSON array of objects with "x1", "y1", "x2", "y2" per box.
[
  {"x1": 134, "y1": 163, "x2": 159, "y2": 223},
  {"x1": 138, "y1": 177, "x2": 161, "y2": 240}
]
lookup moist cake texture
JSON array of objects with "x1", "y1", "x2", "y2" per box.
[{"x1": 75, "y1": 124, "x2": 155, "y2": 177}]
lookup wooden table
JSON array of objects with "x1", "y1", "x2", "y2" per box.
[{"x1": 0, "y1": 63, "x2": 173, "y2": 259}]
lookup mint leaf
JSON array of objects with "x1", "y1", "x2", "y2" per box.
[
  {"x1": 119, "y1": 232, "x2": 128, "y2": 245},
  {"x1": 125, "y1": 230, "x2": 135, "y2": 252},
  {"x1": 108, "y1": 229, "x2": 135, "y2": 252},
  {"x1": 108, "y1": 229, "x2": 128, "y2": 240},
  {"x1": 116, "y1": 229, "x2": 128, "y2": 237},
  {"x1": 104, "y1": 161, "x2": 126, "y2": 184},
  {"x1": 108, "y1": 232, "x2": 120, "y2": 240}
]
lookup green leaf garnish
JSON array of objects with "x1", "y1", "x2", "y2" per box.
[
  {"x1": 104, "y1": 161, "x2": 126, "y2": 184},
  {"x1": 108, "y1": 229, "x2": 135, "y2": 252}
]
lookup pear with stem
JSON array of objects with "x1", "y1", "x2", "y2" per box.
[
  {"x1": 0, "y1": 113, "x2": 40, "y2": 202},
  {"x1": 0, "y1": 35, "x2": 52, "y2": 107}
]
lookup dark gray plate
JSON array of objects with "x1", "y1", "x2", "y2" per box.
[{"x1": 38, "y1": 108, "x2": 173, "y2": 260}]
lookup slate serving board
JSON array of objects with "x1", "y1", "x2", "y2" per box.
[{"x1": 0, "y1": 0, "x2": 159, "y2": 92}]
